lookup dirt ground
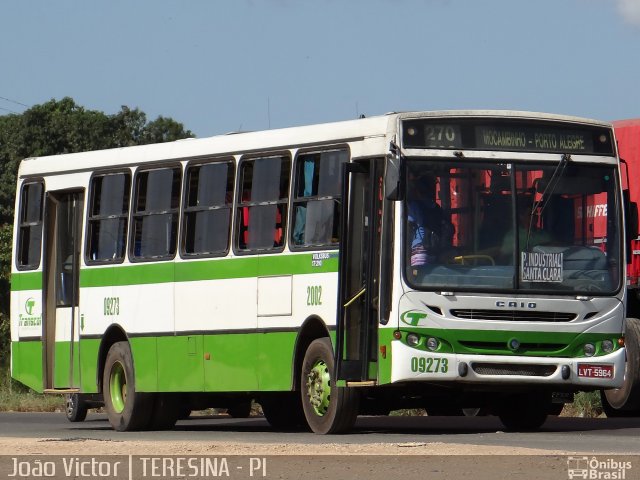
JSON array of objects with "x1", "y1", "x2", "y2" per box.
[
  {"x1": 0, "y1": 439, "x2": 589, "y2": 480},
  {"x1": 0, "y1": 437, "x2": 585, "y2": 456}
]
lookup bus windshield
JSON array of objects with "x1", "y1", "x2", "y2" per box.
[{"x1": 404, "y1": 159, "x2": 621, "y2": 294}]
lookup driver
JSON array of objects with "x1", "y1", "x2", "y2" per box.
[{"x1": 407, "y1": 170, "x2": 453, "y2": 269}]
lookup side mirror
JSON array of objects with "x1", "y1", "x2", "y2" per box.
[{"x1": 385, "y1": 153, "x2": 404, "y2": 201}]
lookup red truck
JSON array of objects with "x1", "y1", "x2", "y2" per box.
[{"x1": 601, "y1": 119, "x2": 640, "y2": 415}]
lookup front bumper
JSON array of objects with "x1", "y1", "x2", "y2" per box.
[{"x1": 390, "y1": 340, "x2": 625, "y2": 388}]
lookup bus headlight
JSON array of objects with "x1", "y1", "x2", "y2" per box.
[
  {"x1": 583, "y1": 343, "x2": 596, "y2": 357},
  {"x1": 426, "y1": 337, "x2": 440, "y2": 351},
  {"x1": 602, "y1": 340, "x2": 614, "y2": 353},
  {"x1": 406, "y1": 333, "x2": 420, "y2": 347}
]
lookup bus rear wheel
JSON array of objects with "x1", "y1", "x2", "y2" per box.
[
  {"x1": 65, "y1": 393, "x2": 88, "y2": 422},
  {"x1": 227, "y1": 400, "x2": 252, "y2": 418},
  {"x1": 103, "y1": 341, "x2": 153, "y2": 431},
  {"x1": 495, "y1": 392, "x2": 550, "y2": 431},
  {"x1": 300, "y1": 338, "x2": 359, "y2": 434},
  {"x1": 148, "y1": 394, "x2": 180, "y2": 430},
  {"x1": 260, "y1": 393, "x2": 306, "y2": 430}
]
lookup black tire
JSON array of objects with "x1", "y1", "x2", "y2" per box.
[
  {"x1": 601, "y1": 390, "x2": 640, "y2": 417},
  {"x1": 103, "y1": 341, "x2": 153, "y2": 431},
  {"x1": 178, "y1": 407, "x2": 192, "y2": 420},
  {"x1": 496, "y1": 392, "x2": 550, "y2": 431},
  {"x1": 65, "y1": 393, "x2": 88, "y2": 422},
  {"x1": 547, "y1": 403, "x2": 564, "y2": 416},
  {"x1": 601, "y1": 317, "x2": 640, "y2": 416},
  {"x1": 227, "y1": 400, "x2": 252, "y2": 418},
  {"x1": 260, "y1": 393, "x2": 306, "y2": 430},
  {"x1": 148, "y1": 394, "x2": 180, "y2": 430},
  {"x1": 300, "y1": 338, "x2": 359, "y2": 434}
]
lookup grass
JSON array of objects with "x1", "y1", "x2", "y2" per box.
[
  {"x1": 0, "y1": 366, "x2": 64, "y2": 412},
  {"x1": 562, "y1": 391, "x2": 603, "y2": 418}
]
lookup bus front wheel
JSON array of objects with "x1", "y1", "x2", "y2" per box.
[
  {"x1": 300, "y1": 338, "x2": 359, "y2": 434},
  {"x1": 103, "y1": 341, "x2": 153, "y2": 431},
  {"x1": 601, "y1": 317, "x2": 640, "y2": 417}
]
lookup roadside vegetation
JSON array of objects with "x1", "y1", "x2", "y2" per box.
[
  {"x1": 0, "y1": 98, "x2": 194, "y2": 369},
  {"x1": 563, "y1": 391, "x2": 603, "y2": 418},
  {"x1": 0, "y1": 366, "x2": 63, "y2": 412},
  {"x1": 0, "y1": 99, "x2": 193, "y2": 413}
]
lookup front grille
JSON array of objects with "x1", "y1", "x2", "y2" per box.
[
  {"x1": 471, "y1": 362, "x2": 557, "y2": 377},
  {"x1": 451, "y1": 309, "x2": 576, "y2": 322},
  {"x1": 459, "y1": 341, "x2": 567, "y2": 353}
]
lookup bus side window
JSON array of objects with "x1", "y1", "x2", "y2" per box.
[
  {"x1": 236, "y1": 156, "x2": 290, "y2": 252},
  {"x1": 182, "y1": 160, "x2": 234, "y2": 257},
  {"x1": 86, "y1": 172, "x2": 131, "y2": 264},
  {"x1": 131, "y1": 166, "x2": 181, "y2": 261},
  {"x1": 291, "y1": 149, "x2": 347, "y2": 248},
  {"x1": 17, "y1": 181, "x2": 44, "y2": 270}
]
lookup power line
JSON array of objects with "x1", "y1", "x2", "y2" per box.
[
  {"x1": 0, "y1": 105, "x2": 19, "y2": 114},
  {"x1": 0, "y1": 96, "x2": 29, "y2": 108}
]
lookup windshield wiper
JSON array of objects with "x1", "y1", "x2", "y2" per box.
[{"x1": 524, "y1": 153, "x2": 570, "y2": 250}]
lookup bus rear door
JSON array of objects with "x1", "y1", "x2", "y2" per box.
[{"x1": 42, "y1": 190, "x2": 84, "y2": 391}]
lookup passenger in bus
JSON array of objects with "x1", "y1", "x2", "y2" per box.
[{"x1": 406, "y1": 171, "x2": 453, "y2": 269}]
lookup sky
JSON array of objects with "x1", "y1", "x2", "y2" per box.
[{"x1": 1, "y1": 0, "x2": 640, "y2": 138}]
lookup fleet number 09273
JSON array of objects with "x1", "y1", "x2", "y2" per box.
[{"x1": 410, "y1": 356, "x2": 448, "y2": 374}]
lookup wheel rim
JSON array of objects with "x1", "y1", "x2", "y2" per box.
[
  {"x1": 605, "y1": 359, "x2": 629, "y2": 407},
  {"x1": 305, "y1": 359, "x2": 331, "y2": 416},
  {"x1": 65, "y1": 394, "x2": 75, "y2": 417},
  {"x1": 109, "y1": 361, "x2": 127, "y2": 413}
]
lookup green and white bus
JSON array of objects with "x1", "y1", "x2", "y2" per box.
[{"x1": 10, "y1": 111, "x2": 638, "y2": 433}]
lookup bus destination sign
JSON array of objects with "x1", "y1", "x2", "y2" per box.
[
  {"x1": 475, "y1": 126, "x2": 593, "y2": 153},
  {"x1": 402, "y1": 119, "x2": 614, "y2": 155}
]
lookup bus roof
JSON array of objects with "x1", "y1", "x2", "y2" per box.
[{"x1": 17, "y1": 110, "x2": 613, "y2": 178}]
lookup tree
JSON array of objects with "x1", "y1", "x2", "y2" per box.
[{"x1": 0, "y1": 98, "x2": 194, "y2": 365}]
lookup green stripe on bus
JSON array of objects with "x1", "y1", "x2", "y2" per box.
[
  {"x1": 80, "y1": 262, "x2": 176, "y2": 287},
  {"x1": 80, "y1": 253, "x2": 338, "y2": 288},
  {"x1": 11, "y1": 271, "x2": 43, "y2": 291},
  {"x1": 11, "y1": 253, "x2": 339, "y2": 290}
]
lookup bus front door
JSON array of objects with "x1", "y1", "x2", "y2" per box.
[
  {"x1": 43, "y1": 190, "x2": 84, "y2": 391},
  {"x1": 335, "y1": 159, "x2": 383, "y2": 383}
]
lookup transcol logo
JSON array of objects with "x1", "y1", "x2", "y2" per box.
[
  {"x1": 400, "y1": 310, "x2": 428, "y2": 326},
  {"x1": 24, "y1": 297, "x2": 36, "y2": 316},
  {"x1": 19, "y1": 297, "x2": 41, "y2": 327}
]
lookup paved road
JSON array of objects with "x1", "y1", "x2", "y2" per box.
[{"x1": 2, "y1": 412, "x2": 640, "y2": 454}]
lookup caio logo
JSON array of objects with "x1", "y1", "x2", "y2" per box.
[{"x1": 24, "y1": 297, "x2": 36, "y2": 316}]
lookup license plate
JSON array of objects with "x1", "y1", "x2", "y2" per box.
[{"x1": 577, "y1": 364, "x2": 614, "y2": 378}]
